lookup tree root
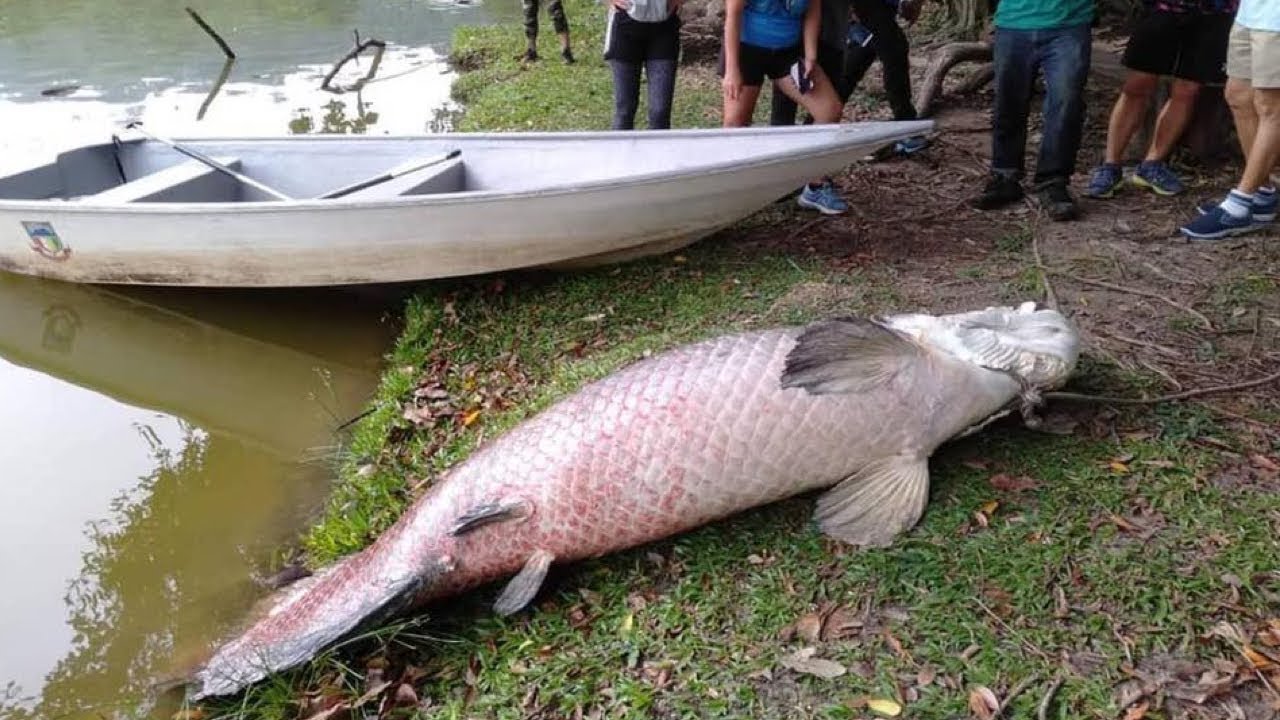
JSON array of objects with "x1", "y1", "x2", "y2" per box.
[{"x1": 915, "y1": 41, "x2": 992, "y2": 118}]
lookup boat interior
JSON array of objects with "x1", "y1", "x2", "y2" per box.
[{"x1": 0, "y1": 127, "x2": 870, "y2": 205}]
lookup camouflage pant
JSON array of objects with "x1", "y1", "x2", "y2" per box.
[{"x1": 522, "y1": 0, "x2": 568, "y2": 38}]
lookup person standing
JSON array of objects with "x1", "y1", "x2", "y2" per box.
[
  {"x1": 1179, "y1": 0, "x2": 1280, "y2": 238},
  {"x1": 605, "y1": 0, "x2": 682, "y2": 129},
  {"x1": 970, "y1": 0, "x2": 1092, "y2": 221},
  {"x1": 524, "y1": 0, "x2": 575, "y2": 63},
  {"x1": 1085, "y1": 1, "x2": 1237, "y2": 199},
  {"x1": 720, "y1": 0, "x2": 848, "y2": 213}
]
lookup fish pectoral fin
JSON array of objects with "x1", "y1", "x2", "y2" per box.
[
  {"x1": 451, "y1": 498, "x2": 531, "y2": 536},
  {"x1": 815, "y1": 455, "x2": 930, "y2": 548},
  {"x1": 494, "y1": 549, "x2": 555, "y2": 616},
  {"x1": 781, "y1": 317, "x2": 924, "y2": 395}
]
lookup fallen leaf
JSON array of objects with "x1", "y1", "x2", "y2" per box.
[
  {"x1": 1110, "y1": 514, "x2": 1142, "y2": 533},
  {"x1": 968, "y1": 686, "x2": 999, "y2": 720},
  {"x1": 1123, "y1": 700, "x2": 1150, "y2": 720},
  {"x1": 462, "y1": 409, "x2": 481, "y2": 427},
  {"x1": 792, "y1": 612, "x2": 823, "y2": 643},
  {"x1": 619, "y1": 612, "x2": 634, "y2": 638},
  {"x1": 916, "y1": 668, "x2": 937, "y2": 686},
  {"x1": 821, "y1": 605, "x2": 863, "y2": 641},
  {"x1": 980, "y1": 500, "x2": 999, "y2": 515},
  {"x1": 866, "y1": 697, "x2": 902, "y2": 717},
  {"x1": 780, "y1": 647, "x2": 847, "y2": 679},
  {"x1": 1243, "y1": 645, "x2": 1277, "y2": 670},
  {"x1": 1109, "y1": 460, "x2": 1131, "y2": 474},
  {"x1": 391, "y1": 682, "x2": 419, "y2": 708},
  {"x1": 1250, "y1": 454, "x2": 1280, "y2": 472}
]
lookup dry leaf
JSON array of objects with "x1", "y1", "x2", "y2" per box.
[
  {"x1": 780, "y1": 647, "x2": 847, "y2": 679},
  {"x1": 867, "y1": 697, "x2": 903, "y2": 717},
  {"x1": 968, "y1": 686, "x2": 999, "y2": 720},
  {"x1": 1250, "y1": 454, "x2": 1280, "y2": 472},
  {"x1": 1109, "y1": 461, "x2": 1131, "y2": 474},
  {"x1": 1123, "y1": 700, "x2": 1150, "y2": 720},
  {"x1": 793, "y1": 613, "x2": 823, "y2": 643},
  {"x1": 980, "y1": 500, "x2": 999, "y2": 515},
  {"x1": 917, "y1": 667, "x2": 937, "y2": 686},
  {"x1": 821, "y1": 605, "x2": 863, "y2": 641},
  {"x1": 1110, "y1": 514, "x2": 1141, "y2": 533},
  {"x1": 1243, "y1": 645, "x2": 1277, "y2": 670},
  {"x1": 462, "y1": 409, "x2": 481, "y2": 427}
]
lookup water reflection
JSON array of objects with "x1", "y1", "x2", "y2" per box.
[{"x1": 0, "y1": 274, "x2": 397, "y2": 718}]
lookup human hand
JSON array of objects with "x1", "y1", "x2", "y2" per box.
[
  {"x1": 722, "y1": 69, "x2": 742, "y2": 100},
  {"x1": 803, "y1": 56, "x2": 817, "y2": 80},
  {"x1": 611, "y1": 0, "x2": 631, "y2": 10}
]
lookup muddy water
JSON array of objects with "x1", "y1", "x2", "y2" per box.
[{"x1": 0, "y1": 275, "x2": 402, "y2": 718}]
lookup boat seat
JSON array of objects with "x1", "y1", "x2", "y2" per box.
[
  {"x1": 87, "y1": 157, "x2": 242, "y2": 203},
  {"x1": 327, "y1": 156, "x2": 465, "y2": 200}
]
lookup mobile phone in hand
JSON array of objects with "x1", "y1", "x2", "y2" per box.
[{"x1": 789, "y1": 61, "x2": 811, "y2": 94}]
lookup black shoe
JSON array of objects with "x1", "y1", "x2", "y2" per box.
[
  {"x1": 1036, "y1": 182, "x2": 1080, "y2": 222},
  {"x1": 561, "y1": 47, "x2": 575, "y2": 64},
  {"x1": 971, "y1": 174, "x2": 1024, "y2": 210},
  {"x1": 522, "y1": 47, "x2": 538, "y2": 62}
]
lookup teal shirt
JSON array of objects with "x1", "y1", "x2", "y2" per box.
[{"x1": 995, "y1": 0, "x2": 1093, "y2": 29}]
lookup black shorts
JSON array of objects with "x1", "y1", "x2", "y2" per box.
[
  {"x1": 604, "y1": 11, "x2": 681, "y2": 63},
  {"x1": 1122, "y1": 10, "x2": 1233, "y2": 84},
  {"x1": 717, "y1": 41, "x2": 802, "y2": 86}
]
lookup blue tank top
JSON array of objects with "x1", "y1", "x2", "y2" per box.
[{"x1": 740, "y1": 0, "x2": 809, "y2": 50}]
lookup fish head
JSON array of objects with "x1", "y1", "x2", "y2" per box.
[{"x1": 889, "y1": 302, "x2": 1081, "y2": 389}]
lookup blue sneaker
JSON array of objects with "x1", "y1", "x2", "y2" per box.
[
  {"x1": 894, "y1": 135, "x2": 930, "y2": 156},
  {"x1": 797, "y1": 181, "x2": 848, "y2": 215},
  {"x1": 1180, "y1": 203, "x2": 1253, "y2": 240},
  {"x1": 1196, "y1": 187, "x2": 1277, "y2": 224},
  {"x1": 1085, "y1": 163, "x2": 1124, "y2": 198},
  {"x1": 1130, "y1": 160, "x2": 1185, "y2": 196}
]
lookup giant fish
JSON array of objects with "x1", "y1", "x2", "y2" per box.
[{"x1": 192, "y1": 301, "x2": 1080, "y2": 698}]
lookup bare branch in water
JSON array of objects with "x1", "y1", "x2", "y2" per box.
[
  {"x1": 322, "y1": 35, "x2": 388, "y2": 94},
  {"x1": 185, "y1": 7, "x2": 235, "y2": 60},
  {"x1": 197, "y1": 58, "x2": 235, "y2": 121}
]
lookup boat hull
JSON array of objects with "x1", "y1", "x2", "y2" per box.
[{"x1": 0, "y1": 124, "x2": 932, "y2": 287}]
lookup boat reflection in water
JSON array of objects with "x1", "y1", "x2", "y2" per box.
[{"x1": 0, "y1": 272, "x2": 393, "y2": 719}]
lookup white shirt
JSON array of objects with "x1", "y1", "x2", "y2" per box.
[{"x1": 1236, "y1": 0, "x2": 1280, "y2": 31}]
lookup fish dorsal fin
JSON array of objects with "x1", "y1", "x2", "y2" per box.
[
  {"x1": 814, "y1": 455, "x2": 931, "y2": 547},
  {"x1": 781, "y1": 317, "x2": 924, "y2": 395},
  {"x1": 494, "y1": 549, "x2": 555, "y2": 616}
]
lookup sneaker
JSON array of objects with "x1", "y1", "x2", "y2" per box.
[
  {"x1": 971, "y1": 173, "x2": 1024, "y2": 210},
  {"x1": 1197, "y1": 188, "x2": 1277, "y2": 223},
  {"x1": 1130, "y1": 160, "x2": 1185, "y2": 196},
  {"x1": 1085, "y1": 163, "x2": 1124, "y2": 198},
  {"x1": 894, "y1": 135, "x2": 930, "y2": 156},
  {"x1": 1180, "y1": 203, "x2": 1254, "y2": 240},
  {"x1": 797, "y1": 180, "x2": 849, "y2": 215},
  {"x1": 561, "y1": 47, "x2": 575, "y2": 64},
  {"x1": 1036, "y1": 182, "x2": 1080, "y2": 221}
]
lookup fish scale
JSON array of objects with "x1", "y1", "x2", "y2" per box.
[{"x1": 193, "y1": 307, "x2": 1079, "y2": 698}]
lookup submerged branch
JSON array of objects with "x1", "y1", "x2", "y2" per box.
[
  {"x1": 322, "y1": 36, "x2": 388, "y2": 94},
  {"x1": 197, "y1": 57, "x2": 235, "y2": 120}
]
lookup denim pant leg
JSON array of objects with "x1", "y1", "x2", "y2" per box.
[
  {"x1": 1033, "y1": 24, "x2": 1092, "y2": 187},
  {"x1": 991, "y1": 28, "x2": 1038, "y2": 178},
  {"x1": 645, "y1": 58, "x2": 678, "y2": 129},
  {"x1": 610, "y1": 60, "x2": 642, "y2": 130}
]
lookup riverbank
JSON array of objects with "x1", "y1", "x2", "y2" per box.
[{"x1": 210, "y1": 6, "x2": 1280, "y2": 719}]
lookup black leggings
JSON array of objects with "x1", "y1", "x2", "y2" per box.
[{"x1": 610, "y1": 58, "x2": 678, "y2": 129}]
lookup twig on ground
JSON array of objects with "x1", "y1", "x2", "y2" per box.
[
  {"x1": 1099, "y1": 331, "x2": 1183, "y2": 358},
  {"x1": 1056, "y1": 272, "x2": 1215, "y2": 331},
  {"x1": 1037, "y1": 676, "x2": 1064, "y2": 720},
  {"x1": 1030, "y1": 226, "x2": 1059, "y2": 311},
  {"x1": 975, "y1": 599, "x2": 1051, "y2": 661},
  {"x1": 1045, "y1": 369, "x2": 1280, "y2": 405},
  {"x1": 186, "y1": 7, "x2": 235, "y2": 59},
  {"x1": 993, "y1": 672, "x2": 1040, "y2": 719},
  {"x1": 786, "y1": 216, "x2": 827, "y2": 243}
]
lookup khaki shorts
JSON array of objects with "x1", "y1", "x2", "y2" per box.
[{"x1": 1226, "y1": 23, "x2": 1280, "y2": 88}]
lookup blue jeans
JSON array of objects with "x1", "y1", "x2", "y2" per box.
[{"x1": 991, "y1": 25, "x2": 1091, "y2": 187}]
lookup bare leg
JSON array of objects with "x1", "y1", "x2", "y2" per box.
[
  {"x1": 723, "y1": 85, "x2": 763, "y2": 127},
  {"x1": 1144, "y1": 78, "x2": 1201, "y2": 162},
  {"x1": 1226, "y1": 77, "x2": 1259, "y2": 158},
  {"x1": 1104, "y1": 71, "x2": 1157, "y2": 164},
  {"x1": 1238, "y1": 87, "x2": 1280, "y2": 194}
]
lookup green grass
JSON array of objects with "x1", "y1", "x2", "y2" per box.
[{"x1": 201, "y1": 8, "x2": 1280, "y2": 720}]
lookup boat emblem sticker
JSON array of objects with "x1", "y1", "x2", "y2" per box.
[{"x1": 23, "y1": 221, "x2": 72, "y2": 261}]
